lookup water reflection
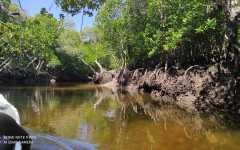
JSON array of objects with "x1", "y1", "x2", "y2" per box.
[{"x1": 0, "y1": 84, "x2": 240, "y2": 150}]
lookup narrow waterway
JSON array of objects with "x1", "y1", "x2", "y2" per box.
[{"x1": 0, "y1": 83, "x2": 240, "y2": 150}]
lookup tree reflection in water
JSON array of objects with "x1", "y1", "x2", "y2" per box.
[{"x1": 0, "y1": 84, "x2": 240, "y2": 150}]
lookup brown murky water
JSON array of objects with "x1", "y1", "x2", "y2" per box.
[{"x1": 0, "y1": 83, "x2": 240, "y2": 150}]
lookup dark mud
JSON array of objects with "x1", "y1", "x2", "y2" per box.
[{"x1": 99, "y1": 63, "x2": 240, "y2": 115}]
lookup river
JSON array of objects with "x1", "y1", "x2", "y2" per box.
[{"x1": 0, "y1": 83, "x2": 240, "y2": 150}]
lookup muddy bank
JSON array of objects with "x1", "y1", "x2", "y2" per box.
[
  {"x1": 99, "y1": 63, "x2": 240, "y2": 114},
  {"x1": 0, "y1": 69, "x2": 53, "y2": 85},
  {"x1": 138, "y1": 64, "x2": 239, "y2": 114},
  {"x1": 0, "y1": 69, "x2": 90, "y2": 85},
  {"x1": 2, "y1": 62, "x2": 240, "y2": 114}
]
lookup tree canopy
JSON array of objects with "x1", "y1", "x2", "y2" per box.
[
  {"x1": 96, "y1": 0, "x2": 228, "y2": 69},
  {"x1": 55, "y1": 0, "x2": 105, "y2": 16},
  {"x1": 1, "y1": 0, "x2": 240, "y2": 82}
]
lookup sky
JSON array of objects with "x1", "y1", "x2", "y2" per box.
[{"x1": 18, "y1": 0, "x2": 96, "y2": 31}]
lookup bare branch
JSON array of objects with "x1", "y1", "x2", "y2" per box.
[
  {"x1": 0, "y1": 58, "x2": 12, "y2": 72},
  {"x1": 0, "y1": 58, "x2": 11, "y2": 68},
  {"x1": 81, "y1": 59, "x2": 96, "y2": 73},
  {"x1": 16, "y1": 0, "x2": 24, "y2": 11},
  {"x1": 94, "y1": 58, "x2": 104, "y2": 73},
  {"x1": 24, "y1": 57, "x2": 37, "y2": 70}
]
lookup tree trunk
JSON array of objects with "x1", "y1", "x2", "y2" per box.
[
  {"x1": 35, "y1": 58, "x2": 44, "y2": 73},
  {"x1": 117, "y1": 40, "x2": 128, "y2": 85},
  {"x1": 81, "y1": 59, "x2": 96, "y2": 74},
  {"x1": 222, "y1": 0, "x2": 240, "y2": 74},
  {"x1": 0, "y1": 58, "x2": 11, "y2": 69},
  {"x1": 0, "y1": 58, "x2": 12, "y2": 72},
  {"x1": 24, "y1": 57, "x2": 37, "y2": 70},
  {"x1": 94, "y1": 59, "x2": 104, "y2": 73}
]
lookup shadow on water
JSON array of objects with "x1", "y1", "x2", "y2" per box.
[{"x1": 0, "y1": 84, "x2": 240, "y2": 150}]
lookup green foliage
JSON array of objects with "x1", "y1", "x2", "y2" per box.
[
  {"x1": 57, "y1": 28, "x2": 87, "y2": 72},
  {"x1": 8, "y1": 4, "x2": 19, "y2": 12},
  {"x1": 96, "y1": 0, "x2": 225, "y2": 68},
  {"x1": 57, "y1": 25, "x2": 119, "y2": 73},
  {"x1": 27, "y1": 14, "x2": 60, "y2": 58},
  {"x1": 0, "y1": 13, "x2": 62, "y2": 70},
  {"x1": 40, "y1": 7, "x2": 53, "y2": 18},
  {"x1": 0, "y1": 0, "x2": 233, "y2": 81},
  {"x1": 55, "y1": 0, "x2": 105, "y2": 16},
  {"x1": 0, "y1": 0, "x2": 11, "y2": 22}
]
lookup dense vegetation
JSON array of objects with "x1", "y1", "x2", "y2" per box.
[{"x1": 0, "y1": 0, "x2": 240, "y2": 83}]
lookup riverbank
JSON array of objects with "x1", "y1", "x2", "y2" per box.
[
  {"x1": 1, "y1": 62, "x2": 240, "y2": 114},
  {"x1": 0, "y1": 69, "x2": 90, "y2": 85},
  {"x1": 100, "y1": 62, "x2": 240, "y2": 114}
]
